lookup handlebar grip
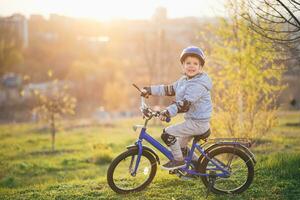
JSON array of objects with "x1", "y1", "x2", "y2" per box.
[{"x1": 166, "y1": 117, "x2": 171, "y2": 123}]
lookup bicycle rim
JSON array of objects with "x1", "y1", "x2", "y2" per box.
[
  {"x1": 112, "y1": 151, "x2": 155, "y2": 191},
  {"x1": 200, "y1": 147, "x2": 254, "y2": 194}
]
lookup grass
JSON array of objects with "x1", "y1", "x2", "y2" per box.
[{"x1": 0, "y1": 112, "x2": 300, "y2": 199}]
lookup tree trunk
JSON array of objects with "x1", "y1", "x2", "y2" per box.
[{"x1": 50, "y1": 113, "x2": 56, "y2": 152}]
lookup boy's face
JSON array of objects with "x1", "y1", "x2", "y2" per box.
[{"x1": 182, "y1": 56, "x2": 203, "y2": 77}]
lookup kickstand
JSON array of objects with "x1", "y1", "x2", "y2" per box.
[{"x1": 206, "y1": 171, "x2": 216, "y2": 198}]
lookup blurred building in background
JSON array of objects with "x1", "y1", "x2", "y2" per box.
[
  {"x1": 0, "y1": 73, "x2": 22, "y2": 105},
  {"x1": 0, "y1": 14, "x2": 28, "y2": 48}
]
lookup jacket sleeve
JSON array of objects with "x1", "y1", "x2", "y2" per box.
[
  {"x1": 183, "y1": 81, "x2": 207, "y2": 103},
  {"x1": 150, "y1": 80, "x2": 178, "y2": 96},
  {"x1": 166, "y1": 80, "x2": 207, "y2": 117}
]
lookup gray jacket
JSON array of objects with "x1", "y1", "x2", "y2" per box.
[{"x1": 151, "y1": 73, "x2": 212, "y2": 122}]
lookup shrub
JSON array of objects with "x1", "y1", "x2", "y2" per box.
[
  {"x1": 90, "y1": 143, "x2": 113, "y2": 165},
  {"x1": 0, "y1": 176, "x2": 17, "y2": 188}
]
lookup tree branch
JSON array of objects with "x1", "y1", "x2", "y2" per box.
[
  {"x1": 290, "y1": 0, "x2": 300, "y2": 7},
  {"x1": 264, "y1": 0, "x2": 299, "y2": 28},
  {"x1": 248, "y1": 22, "x2": 300, "y2": 43},
  {"x1": 276, "y1": 0, "x2": 300, "y2": 27}
]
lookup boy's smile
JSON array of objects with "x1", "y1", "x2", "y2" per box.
[{"x1": 182, "y1": 56, "x2": 203, "y2": 78}]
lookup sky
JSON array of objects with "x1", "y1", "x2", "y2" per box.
[{"x1": 0, "y1": 0, "x2": 226, "y2": 21}]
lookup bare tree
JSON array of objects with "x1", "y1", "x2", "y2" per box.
[
  {"x1": 238, "y1": 0, "x2": 300, "y2": 120},
  {"x1": 33, "y1": 71, "x2": 76, "y2": 151},
  {"x1": 243, "y1": 0, "x2": 299, "y2": 41},
  {"x1": 241, "y1": 0, "x2": 300, "y2": 63}
]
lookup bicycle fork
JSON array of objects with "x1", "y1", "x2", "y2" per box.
[{"x1": 129, "y1": 140, "x2": 143, "y2": 176}]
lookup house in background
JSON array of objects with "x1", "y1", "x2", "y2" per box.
[{"x1": 0, "y1": 14, "x2": 28, "y2": 48}]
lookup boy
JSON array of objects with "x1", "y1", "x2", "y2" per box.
[{"x1": 141, "y1": 46, "x2": 212, "y2": 170}]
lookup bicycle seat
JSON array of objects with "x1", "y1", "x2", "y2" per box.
[{"x1": 193, "y1": 129, "x2": 211, "y2": 143}]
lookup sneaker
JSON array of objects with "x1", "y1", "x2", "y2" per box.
[{"x1": 161, "y1": 160, "x2": 186, "y2": 170}]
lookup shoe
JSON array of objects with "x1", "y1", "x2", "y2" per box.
[{"x1": 161, "y1": 160, "x2": 186, "y2": 170}]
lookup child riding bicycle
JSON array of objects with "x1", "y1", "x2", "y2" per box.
[{"x1": 141, "y1": 46, "x2": 212, "y2": 170}]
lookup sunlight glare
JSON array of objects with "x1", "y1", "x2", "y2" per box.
[{"x1": 0, "y1": 0, "x2": 225, "y2": 21}]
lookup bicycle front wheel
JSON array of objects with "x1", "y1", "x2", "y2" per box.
[
  {"x1": 107, "y1": 149, "x2": 157, "y2": 194},
  {"x1": 198, "y1": 146, "x2": 254, "y2": 194}
]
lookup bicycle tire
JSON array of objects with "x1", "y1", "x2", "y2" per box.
[
  {"x1": 198, "y1": 146, "x2": 254, "y2": 194},
  {"x1": 107, "y1": 148, "x2": 157, "y2": 194}
]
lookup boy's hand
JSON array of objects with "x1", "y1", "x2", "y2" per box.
[
  {"x1": 160, "y1": 109, "x2": 170, "y2": 121},
  {"x1": 141, "y1": 87, "x2": 151, "y2": 98}
]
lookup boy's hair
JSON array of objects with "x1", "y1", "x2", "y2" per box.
[{"x1": 181, "y1": 54, "x2": 203, "y2": 65}]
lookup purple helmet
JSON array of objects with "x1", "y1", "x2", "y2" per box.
[{"x1": 180, "y1": 46, "x2": 205, "y2": 66}]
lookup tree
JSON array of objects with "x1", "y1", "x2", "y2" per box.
[
  {"x1": 205, "y1": 1, "x2": 285, "y2": 138},
  {"x1": 135, "y1": 27, "x2": 181, "y2": 103},
  {"x1": 244, "y1": 0, "x2": 300, "y2": 42},
  {"x1": 33, "y1": 70, "x2": 76, "y2": 151},
  {"x1": 103, "y1": 71, "x2": 129, "y2": 112},
  {"x1": 0, "y1": 25, "x2": 24, "y2": 76},
  {"x1": 242, "y1": 0, "x2": 300, "y2": 120},
  {"x1": 242, "y1": 0, "x2": 300, "y2": 63}
]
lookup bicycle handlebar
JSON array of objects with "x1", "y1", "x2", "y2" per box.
[{"x1": 132, "y1": 83, "x2": 171, "y2": 123}]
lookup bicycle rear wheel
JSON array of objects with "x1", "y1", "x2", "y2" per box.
[
  {"x1": 198, "y1": 146, "x2": 254, "y2": 194},
  {"x1": 107, "y1": 149, "x2": 157, "y2": 194}
]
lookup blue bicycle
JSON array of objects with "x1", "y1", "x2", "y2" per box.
[{"x1": 107, "y1": 85, "x2": 256, "y2": 195}]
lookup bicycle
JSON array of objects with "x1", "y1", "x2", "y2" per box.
[{"x1": 107, "y1": 84, "x2": 256, "y2": 196}]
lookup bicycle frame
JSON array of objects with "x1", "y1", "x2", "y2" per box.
[
  {"x1": 106, "y1": 87, "x2": 256, "y2": 195},
  {"x1": 131, "y1": 127, "x2": 230, "y2": 178}
]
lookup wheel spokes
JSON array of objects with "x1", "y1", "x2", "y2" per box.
[
  {"x1": 207, "y1": 153, "x2": 248, "y2": 192},
  {"x1": 113, "y1": 154, "x2": 152, "y2": 190},
  {"x1": 129, "y1": 155, "x2": 135, "y2": 174}
]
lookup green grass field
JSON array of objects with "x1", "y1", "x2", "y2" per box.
[{"x1": 0, "y1": 112, "x2": 300, "y2": 200}]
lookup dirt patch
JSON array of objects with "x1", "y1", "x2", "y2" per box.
[{"x1": 29, "y1": 149, "x2": 78, "y2": 156}]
